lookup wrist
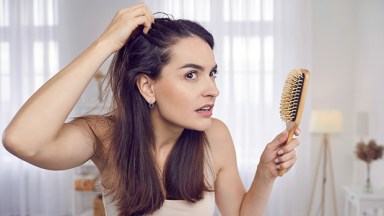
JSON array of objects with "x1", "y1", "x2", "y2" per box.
[
  {"x1": 90, "y1": 38, "x2": 117, "y2": 58},
  {"x1": 256, "y1": 163, "x2": 277, "y2": 184}
]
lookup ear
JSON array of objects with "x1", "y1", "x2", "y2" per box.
[{"x1": 136, "y1": 74, "x2": 156, "y2": 104}]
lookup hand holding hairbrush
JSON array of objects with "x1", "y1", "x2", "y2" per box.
[{"x1": 278, "y1": 69, "x2": 310, "y2": 176}]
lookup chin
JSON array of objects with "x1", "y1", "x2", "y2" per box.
[{"x1": 186, "y1": 119, "x2": 212, "y2": 131}]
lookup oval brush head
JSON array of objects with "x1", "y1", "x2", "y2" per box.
[
  {"x1": 280, "y1": 69, "x2": 308, "y2": 124},
  {"x1": 278, "y1": 69, "x2": 310, "y2": 176}
]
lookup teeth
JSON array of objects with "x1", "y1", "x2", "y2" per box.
[{"x1": 197, "y1": 107, "x2": 211, "y2": 111}]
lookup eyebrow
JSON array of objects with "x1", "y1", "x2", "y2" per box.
[{"x1": 178, "y1": 63, "x2": 217, "y2": 71}]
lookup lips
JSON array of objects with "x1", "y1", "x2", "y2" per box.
[{"x1": 195, "y1": 104, "x2": 214, "y2": 112}]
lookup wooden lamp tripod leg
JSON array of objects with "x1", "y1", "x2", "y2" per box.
[
  {"x1": 322, "y1": 134, "x2": 328, "y2": 216},
  {"x1": 307, "y1": 133, "x2": 339, "y2": 216},
  {"x1": 307, "y1": 139, "x2": 326, "y2": 216},
  {"x1": 326, "y1": 135, "x2": 338, "y2": 216}
]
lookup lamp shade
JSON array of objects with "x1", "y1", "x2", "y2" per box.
[{"x1": 310, "y1": 110, "x2": 343, "y2": 134}]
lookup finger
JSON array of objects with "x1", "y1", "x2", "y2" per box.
[
  {"x1": 294, "y1": 127, "x2": 300, "y2": 136},
  {"x1": 144, "y1": 3, "x2": 155, "y2": 23},
  {"x1": 115, "y1": 4, "x2": 145, "y2": 20},
  {"x1": 129, "y1": 6, "x2": 149, "y2": 19},
  {"x1": 267, "y1": 130, "x2": 288, "y2": 151},
  {"x1": 277, "y1": 155, "x2": 297, "y2": 170},
  {"x1": 277, "y1": 149, "x2": 296, "y2": 163},
  {"x1": 115, "y1": 4, "x2": 150, "y2": 23},
  {"x1": 142, "y1": 16, "x2": 153, "y2": 34},
  {"x1": 133, "y1": 4, "x2": 154, "y2": 24},
  {"x1": 128, "y1": 6, "x2": 153, "y2": 33},
  {"x1": 123, "y1": 2, "x2": 147, "y2": 13},
  {"x1": 131, "y1": 3, "x2": 153, "y2": 25},
  {"x1": 280, "y1": 138, "x2": 300, "y2": 154}
]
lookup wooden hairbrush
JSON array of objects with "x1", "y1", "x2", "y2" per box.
[{"x1": 278, "y1": 69, "x2": 310, "y2": 176}]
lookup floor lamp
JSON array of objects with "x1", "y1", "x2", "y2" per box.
[{"x1": 307, "y1": 110, "x2": 343, "y2": 216}]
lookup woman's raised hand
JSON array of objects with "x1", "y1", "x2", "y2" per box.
[{"x1": 96, "y1": 3, "x2": 155, "y2": 53}]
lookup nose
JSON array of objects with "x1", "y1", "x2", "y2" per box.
[{"x1": 203, "y1": 77, "x2": 220, "y2": 98}]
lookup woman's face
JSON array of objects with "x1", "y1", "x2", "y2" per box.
[{"x1": 152, "y1": 36, "x2": 219, "y2": 131}]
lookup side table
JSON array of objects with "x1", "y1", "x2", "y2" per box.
[{"x1": 343, "y1": 186, "x2": 384, "y2": 216}]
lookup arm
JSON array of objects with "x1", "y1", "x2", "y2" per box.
[
  {"x1": 2, "y1": 3, "x2": 154, "y2": 170},
  {"x1": 239, "y1": 130, "x2": 299, "y2": 215},
  {"x1": 210, "y1": 119, "x2": 299, "y2": 216}
]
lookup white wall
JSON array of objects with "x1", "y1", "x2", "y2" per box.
[
  {"x1": 58, "y1": 0, "x2": 141, "y2": 115},
  {"x1": 311, "y1": 0, "x2": 356, "y2": 215},
  {"x1": 58, "y1": 0, "x2": 133, "y2": 66},
  {"x1": 311, "y1": 0, "x2": 384, "y2": 215},
  {"x1": 353, "y1": 0, "x2": 384, "y2": 190}
]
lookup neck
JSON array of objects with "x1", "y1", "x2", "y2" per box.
[{"x1": 150, "y1": 109, "x2": 184, "y2": 156}]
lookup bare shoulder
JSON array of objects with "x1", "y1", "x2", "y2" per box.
[
  {"x1": 205, "y1": 118, "x2": 231, "y2": 143},
  {"x1": 205, "y1": 118, "x2": 236, "y2": 173}
]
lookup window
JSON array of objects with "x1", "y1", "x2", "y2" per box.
[
  {"x1": 220, "y1": 0, "x2": 274, "y2": 106},
  {"x1": 162, "y1": 0, "x2": 275, "y2": 109},
  {"x1": 0, "y1": 42, "x2": 10, "y2": 103},
  {"x1": 0, "y1": 0, "x2": 9, "y2": 27},
  {"x1": 0, "y1": 0, "x2": 58, "y2": 156},
  {"x1": 0, "y1": 0, "x2": 58, "y2": 100}
]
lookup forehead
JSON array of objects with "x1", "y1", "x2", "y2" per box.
[{"x1": 166, "y1": 36, "x2": 216, "y2": 68}]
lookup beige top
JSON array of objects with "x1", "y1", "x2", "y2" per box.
[{"x1": 102, "y1": 148, "x2": 217, "y2": 216}]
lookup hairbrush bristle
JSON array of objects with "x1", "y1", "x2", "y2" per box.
[{"x1": 280, "y1": 70, "x2": 305, "y2": 122}]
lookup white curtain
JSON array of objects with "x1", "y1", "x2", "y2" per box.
[
  {"x1": 146, "y1": 0, "x2": 312, "y2": 215},
  {"x1": 0, "y1": 0, "x2": 72, "y2": 215}
]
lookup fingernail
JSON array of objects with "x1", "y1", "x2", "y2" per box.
[
  {"x1": 276, "y1": 165, "x2": 281, "y2": 169},
  {"x1": 274, "y1": 158, "x2": 280, "y2": 164},
  {"x1": 278, "y1": 149, "x2": 284, "y2": 155}
]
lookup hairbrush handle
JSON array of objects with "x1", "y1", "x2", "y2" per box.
[{"x1": 278, "y1": 122, "x2": 297, "y2": 176}]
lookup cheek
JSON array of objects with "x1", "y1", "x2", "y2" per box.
[
  {"x1": 153, "y1": 79, "x2": 212, "y2": 131},
  {"x1": 155, "y1": 82, "x2": 193, "y2": 114}
]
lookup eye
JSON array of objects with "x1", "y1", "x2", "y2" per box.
[
  {"x1": 210, "y1": 69, "x2": 218, "y2": 78},
  {"x1": 185, "y1": 71, "x2": 198, "y2": 80}
]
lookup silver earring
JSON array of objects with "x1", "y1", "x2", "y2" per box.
[{"x1": 148, "y1": 103, "x2": 155, "y2": 109}]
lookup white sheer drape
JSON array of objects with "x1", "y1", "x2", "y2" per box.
[
  {"x1": 0, "y1": 0, "x2": 72, "y2": 215},
  {"x1": 146, "y1": 0, "x2": 312, "y2": 215}
]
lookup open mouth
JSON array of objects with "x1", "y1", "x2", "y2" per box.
[{"x1": 195, "y1": 104, "x2": 214, "y2": 112}]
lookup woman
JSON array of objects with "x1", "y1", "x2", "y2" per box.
[{"x1": 2, "y1": 3, "x2": 299, "y2": 216}]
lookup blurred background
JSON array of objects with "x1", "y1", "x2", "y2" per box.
[{"x1": 0, "y1": 0, "x2": 383, "y2": 215}]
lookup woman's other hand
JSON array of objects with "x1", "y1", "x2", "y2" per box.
[
  {"x1": 258, "y1": 128, "x2": 300, "y2": 179},
  {"x1": 96, "y1": 3, "x2": 155, "y2": 53}
]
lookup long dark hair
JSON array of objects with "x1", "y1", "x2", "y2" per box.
[{"x1": 106, "y1": 18, "x2": 215, "y2": 215}]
